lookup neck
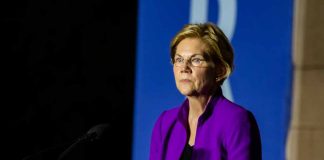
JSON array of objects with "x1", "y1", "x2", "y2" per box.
[{"x1": 187, "y1": 95, "x2": 212, "y2": 118}]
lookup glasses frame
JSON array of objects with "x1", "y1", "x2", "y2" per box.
[{"x1": 171, "y1": 54, "x2": 210, "y2": 68}]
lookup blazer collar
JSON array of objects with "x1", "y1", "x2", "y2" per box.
[{"x1": 177, "y1": 88, "x2": 223, "y2": 127}]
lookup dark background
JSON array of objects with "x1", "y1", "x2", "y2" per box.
[{"x1": 4, "y1": 0, "x2": 137, "y2": 159}]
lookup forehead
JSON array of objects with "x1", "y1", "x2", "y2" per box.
[{"x1": 176, "y1": 38, "x2": 207, "y2": 56}]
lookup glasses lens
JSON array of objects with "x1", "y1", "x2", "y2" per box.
[{"x1": 173, "y1": 57, "x2": 206, "y2": 67}]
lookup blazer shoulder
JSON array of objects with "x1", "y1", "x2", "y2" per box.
[
  {"x1": 157, "y1": 107, "x2": 180, "y2": 127},
  {"x1": 218, "y1": 96, "x2": 251, "y2": 115},
  {"x1": 216, "y1": 96, "x2": 257, "y2": 124}
]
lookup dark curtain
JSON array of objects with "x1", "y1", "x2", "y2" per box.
[{"x1": 3, "y1": 0, "x2": 137, "y2": 159}]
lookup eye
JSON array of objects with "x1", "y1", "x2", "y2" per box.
[
  {"x1": 174, "y1": 57, "x2": 183, "y2": 63},
  {"x1": 191, "y1": 58, "x2": 203, "y2": 64}
]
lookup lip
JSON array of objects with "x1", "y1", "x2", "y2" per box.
[{"x1": 180, "y1": 79, "x2": 192, "y2": 83}]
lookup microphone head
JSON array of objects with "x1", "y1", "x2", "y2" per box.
[
  {"x1": 57, "y1": 123, "x2": 111, "y2": 160},
  {"x1": 85, "y1": 123, "x2": 110, "y2": 142}
]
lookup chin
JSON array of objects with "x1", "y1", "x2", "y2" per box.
[
  {"x1": 178, "y1": 88, "x2": 195, "y2": 96},
  {"x1": 176, "y1": 83, "x2": 195, "y2": 96}
]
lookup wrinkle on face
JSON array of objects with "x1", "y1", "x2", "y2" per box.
[{"x1": 173, "y1": 38, "x2": 217, "y2": 97}]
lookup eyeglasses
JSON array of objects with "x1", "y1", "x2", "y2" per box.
[{"x1": 172, "y1": 55, "x2": 208, "y2": 67}]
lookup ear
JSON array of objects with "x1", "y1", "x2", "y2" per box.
[{"x1": 215, "y1": 67, "x2": 225, "y2": 80}]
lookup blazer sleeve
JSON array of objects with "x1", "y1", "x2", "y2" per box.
[
  {"x1": 149, "y1": 111, "x2": 166, "y2": 160},
  {"x1": 224, "y1": 110, "x2": 262, "y2": 160}
]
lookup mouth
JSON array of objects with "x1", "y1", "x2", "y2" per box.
[{"x1": 180, "y1": 79, "x2": 191, "y2": 83}]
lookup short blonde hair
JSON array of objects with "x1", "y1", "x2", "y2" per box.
[{"x1": 170, "y1": 22, "x2": 234, "y2": 85}]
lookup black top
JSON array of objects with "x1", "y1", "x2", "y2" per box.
[{"x1": 180, "y1": 143, "x2": 194, "y2": 160}]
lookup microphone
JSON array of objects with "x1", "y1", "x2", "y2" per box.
[
  {"x1": 57, "y1": 123, "x2": 110, "y2": 160},
  {"x1": 22, "y1": 123, "x2": 110, "y2": 160}
]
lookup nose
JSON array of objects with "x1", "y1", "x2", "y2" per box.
[
  {"x1": 179, "y1": 59, "x2": 191, "y2": 67},
  {"x1": 180, "y1": 61, "x2": 192, "y2": 73}
]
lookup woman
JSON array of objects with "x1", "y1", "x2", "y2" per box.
[{"x1": 149, "y1": 22, "x2": 262, "y2": 160}]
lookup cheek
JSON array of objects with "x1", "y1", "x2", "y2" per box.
[
  {"x1": 173, "y1": 67, "x2": 179, "y2": 80},
  {"x1": 194, "y1": 69, "x2": 216, "y2": 87},
  {"x1": 173, "y1": 67, "x2": 183, "y2": 87}
]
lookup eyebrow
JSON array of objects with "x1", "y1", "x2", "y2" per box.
[{"x1": 174, "y1": 53, "x2": 205, "y2": 58}]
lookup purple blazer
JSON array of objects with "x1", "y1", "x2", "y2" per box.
[{"x1": 150, "y1": 94, "x2": 262, "y2": 160}]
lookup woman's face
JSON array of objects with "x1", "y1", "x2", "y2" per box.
[{"x1": 173, "y1": 38, "x2": 217, "y2": 97}]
